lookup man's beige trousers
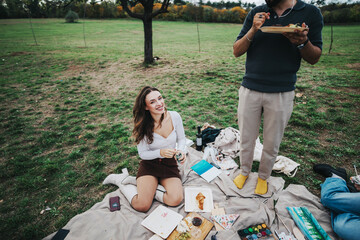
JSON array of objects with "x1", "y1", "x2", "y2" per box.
[{"x1": 237, "y1": 86, "x2": 295, "y2": 180}]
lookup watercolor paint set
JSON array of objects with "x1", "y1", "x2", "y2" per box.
[{"x1": 237, "y1": 223, "x2": 275, "y2": 240}]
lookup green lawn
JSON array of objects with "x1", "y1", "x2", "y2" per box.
[{"x1": 0, "y1": 18, "x2": 359, "y2": 239}]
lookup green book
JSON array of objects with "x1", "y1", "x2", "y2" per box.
[{"x1": 287, "y1": 207, "x2": 331, "y2": 240}]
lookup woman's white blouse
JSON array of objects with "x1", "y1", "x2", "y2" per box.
[{"x1": 137, "y1": 111, "x2": 186, "y2": 160}]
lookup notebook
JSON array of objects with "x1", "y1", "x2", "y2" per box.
[{"x1": 191, "y1": 160, "x2": 221, "y2": 182}]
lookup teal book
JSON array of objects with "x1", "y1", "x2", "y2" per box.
[
  {"x1": 287, "y1": 207, "x2": 331, "y2": 240},
  {"x1": 191, "y1": 160, "x2": 221, "y2": 182}
]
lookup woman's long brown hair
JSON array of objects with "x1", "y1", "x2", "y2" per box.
[{"x1": 133, "y1": 86, "x2": 166, "y2": 144}]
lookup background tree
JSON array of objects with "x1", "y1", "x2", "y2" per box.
[
  {"x1": 65, "y1": 9, "x2": 79, "y2": 22},
  {"x1": 117, "y1": 0, "x2": 170, "y2": 64},
  {"x1": 0, "y1": 0, "x2": 9, "y2": 18},
  {"x1": 5, "y1": 0, "x2": 27, "y2": 17},
  {"x1": 24, "y1": 0, "x2": 42, "y2": 17}
]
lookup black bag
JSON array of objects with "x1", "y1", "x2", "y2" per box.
[{"x1": 201, "y1": 128, "x2": 222, "y2": 146}]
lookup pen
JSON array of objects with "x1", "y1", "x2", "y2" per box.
[{"x1": 210, "y1": 162, "x2": 220, "y2": 169}]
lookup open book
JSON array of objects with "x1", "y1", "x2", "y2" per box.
[{"x1": 191, "y1": 160, "x2": 221, "y2": 182}]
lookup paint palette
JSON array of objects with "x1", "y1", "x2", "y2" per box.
[{"x1": 237, "y1": 223, "x2": 275, "y2": 240}]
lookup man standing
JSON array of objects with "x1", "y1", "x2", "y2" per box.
[{"x1": 233, "y1": 0, "x2": 323, "y2": 194}]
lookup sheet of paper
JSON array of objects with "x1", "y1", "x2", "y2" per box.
[
  {"x1": 141, "y1": 205, "x2": 183, "y2": 239},
  {"x1": 211, "y1": 204, "x2": 225, "y2": 231},
  {"x1": 215, "y1": 156, "x2": 238, "y2": 170},
  {"x1": 211, "y1": 214, "x2": 239, "y2": 230}
]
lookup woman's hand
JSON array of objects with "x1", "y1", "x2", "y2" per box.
[
  {"x1": 160, "y1": 148, "x2": 177, "y2": 158},
  {"x1": 175, "y1": 150, "x2": 186, "y2": 164}
]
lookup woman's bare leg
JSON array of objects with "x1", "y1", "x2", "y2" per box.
[
  {"x1": 160, "y1": 177, "x2": 183, "y2": 206},
  {"x1": 131, "y1": 175, "x2": 158, "y2": 212}
]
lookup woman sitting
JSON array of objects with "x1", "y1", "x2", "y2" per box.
[{"x1": 103, "y1": 86, "x2": 186, "y2": 212}]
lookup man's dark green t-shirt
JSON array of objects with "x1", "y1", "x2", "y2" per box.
[{"x1": 236, "y1": 0, "x2": 323, "y2": 93}]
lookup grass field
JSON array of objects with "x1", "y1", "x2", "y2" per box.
[{"x1": 0, "y1": 18, "x2": 359, "y2": 239}]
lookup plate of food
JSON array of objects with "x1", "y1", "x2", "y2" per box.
[
  {"x1": 184, "y1": 187, "x2": 213, "y2": 212},
  {"x1": 260, "y1": 24, "x2": 309, "y2": 33}
]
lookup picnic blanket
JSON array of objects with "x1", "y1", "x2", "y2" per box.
[{"x1": 44, "y1": 148, "x2": 339, "y2": 240}]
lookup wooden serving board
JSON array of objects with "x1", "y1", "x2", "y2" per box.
[
  {"x1": 167, "y1": 212, "x2": 214, "y2": 240},
  {"x1": 260, "y1": 26, "x2": 309, "y2": 33}
]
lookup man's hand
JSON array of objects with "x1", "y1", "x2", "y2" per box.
[
  {"x1": 233, "y1": 12, "x2": 269, "y2": 58},
  {"x1": 283, "y1": 22, "x2": 322, "y2": 65},
  {"x1": 252, "y1": 12, "x2": 270, "y2": 32},
  {"x1": 282, "y1": 22, "x2": 309, "y2": 46}
]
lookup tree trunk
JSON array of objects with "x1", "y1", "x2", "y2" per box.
[
  {"x1": 143, "y1": 17, "x2": 153, "y2": 64},
  {"x1": 328, "y1": 25, "x2": 333, "y2": 54}
]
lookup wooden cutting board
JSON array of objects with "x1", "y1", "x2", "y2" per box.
[{"x1": 167, "y1": 212, "x2": 214, "y2": 240}]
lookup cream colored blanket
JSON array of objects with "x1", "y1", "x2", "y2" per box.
[{"x1": 44, "y1": 148, "x2": 338, "y2": 240}]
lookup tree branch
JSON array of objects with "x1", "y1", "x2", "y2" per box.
[
  {"x1": 151, "y1": 0, "x2": 170, "y2": 18},
  {"x1": 120, "y1": 0, "x2": 143, "y2": 19},
  {"x1": 138, "y1": 0, "x2": 146, "y2": 5},
  {"x1": 62, "y1": 0, "x2": 77, "y2": 9}
]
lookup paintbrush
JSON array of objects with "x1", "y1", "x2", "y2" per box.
[
  {"x1": 275, "y1": 210, "x2": 305, "y2": 240},
  {"x1": 276, "y1": 210, "x2": 291, "y2": 234}
]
